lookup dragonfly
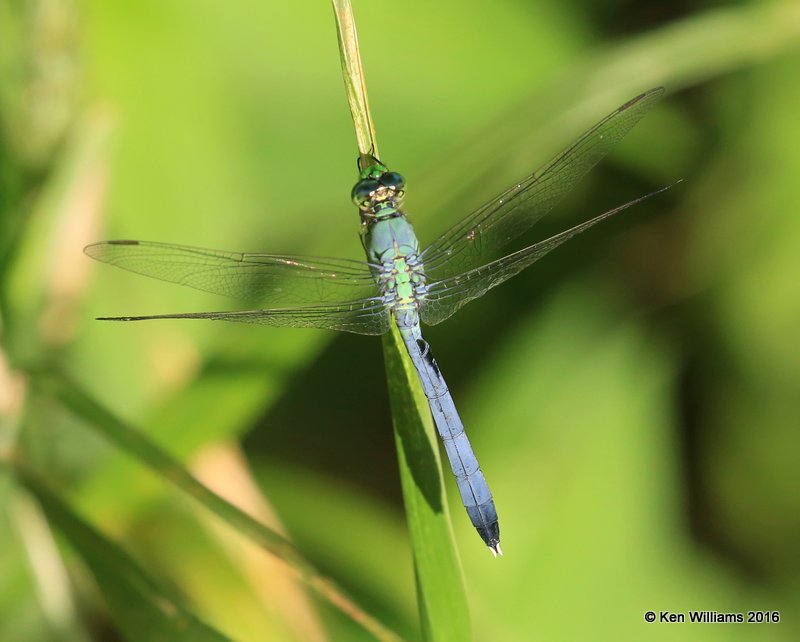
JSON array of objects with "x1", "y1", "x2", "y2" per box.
[{"x1": 86, "y1": 87, "x2": 671, "y2": 556}]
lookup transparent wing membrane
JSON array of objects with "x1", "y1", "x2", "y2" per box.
[
  {"x1": 420, "y1": 88, "x2": 665, "y2": 281},
  {"x1": 98, "y1": 299, "x2": 392, "y2": 336},
  {"x1": 85, "y1": 240, "x2": 380, "y2": 306},
  {"x1": 87, "y1": 91, "x2": 669, "y2": 339},
  {"x1": 420, "y1": 186, "x2": 673, "y2": 325}
]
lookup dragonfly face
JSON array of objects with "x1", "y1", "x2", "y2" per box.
[{"x1": 351, "y1": 160, "x2": 407, "y2": 224}]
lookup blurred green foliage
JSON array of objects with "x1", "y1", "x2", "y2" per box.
[{"x1": 1, "y1": 0, "x2": 800, "y2": 640}]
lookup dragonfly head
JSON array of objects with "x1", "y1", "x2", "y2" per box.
[{"x1": 351, "y1": 161, "x2": 406, "y2": 214}]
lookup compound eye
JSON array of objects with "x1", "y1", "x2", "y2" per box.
[
  {"x1": 379, "y1": 171, "x2": 406, "y2": 191},
  {"x1": 351, "y1": 179, "x2": 379, "y2": 207}
]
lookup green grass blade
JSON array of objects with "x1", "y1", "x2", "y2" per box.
[
  {"x1": 13, "y1": 462, "x2": 235, "y2": 642},
  {"x1": 332, "y1": 0, "x2": 378, "y2": 159},
  {"x1": 28, "y1": 368, "x2": 404, "y2": 642},
  {"x1": 332, "y1": 2, "x2": 471, "y2": 638},
  {"x1": 382, "y1": 327, "x2": 471, "y2": 642}
]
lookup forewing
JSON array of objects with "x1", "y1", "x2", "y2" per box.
[
  {"x1": 420, "y1": 88, "x2": 664, "y2": 281},
  {"x1": 85, "y1": 240, "x2": 380, "y2": 306}
]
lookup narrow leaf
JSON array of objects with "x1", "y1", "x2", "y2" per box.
[
  {"x1": 382, "y1": 327, "x2": 471, "y2": 642},
  {"x1": 28, "y1": 368, "x2": 404, "y2": 642},
  {"x1": 331, "y1": 2, "x2": 472, "y2": 638},
  {"x1": 14, "y1": 462, "x2": 235, "y2": 642}
]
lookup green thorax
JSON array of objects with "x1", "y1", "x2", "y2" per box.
[{"x1": 362, "y1": 215, "x2": 420, "y2": 265}]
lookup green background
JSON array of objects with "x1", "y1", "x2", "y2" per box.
[{"x1": 2, "y1": 0, "x2": 799, "y2": 640}]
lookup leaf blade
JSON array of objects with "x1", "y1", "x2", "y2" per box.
[
  {"x1": 15, "y1": 463, "x2": 236, "y2": 642},
  {"x1": 28, "y1": 368, "x2": 404, "y2": 642},
  {"x1": 382, "y1": 326, "x2": 471, "y2": 642}
]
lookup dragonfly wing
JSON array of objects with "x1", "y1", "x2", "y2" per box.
[
  {"x1": 420, "y1": 88, "x2": 664, "y2": 281},
  {"x1": 85, "y1": 240, "x2": 380, "y2": 306},
  {"x1": 98, "y1": 298, "x2": 392, "y2": 336},
  {"x1": 420, "y1": 188, "x2": 671, "y2": 326}
]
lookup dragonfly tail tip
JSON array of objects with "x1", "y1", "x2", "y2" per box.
[{"x1": 489, "y1": 542, "x2": 503, "y2": 558}]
